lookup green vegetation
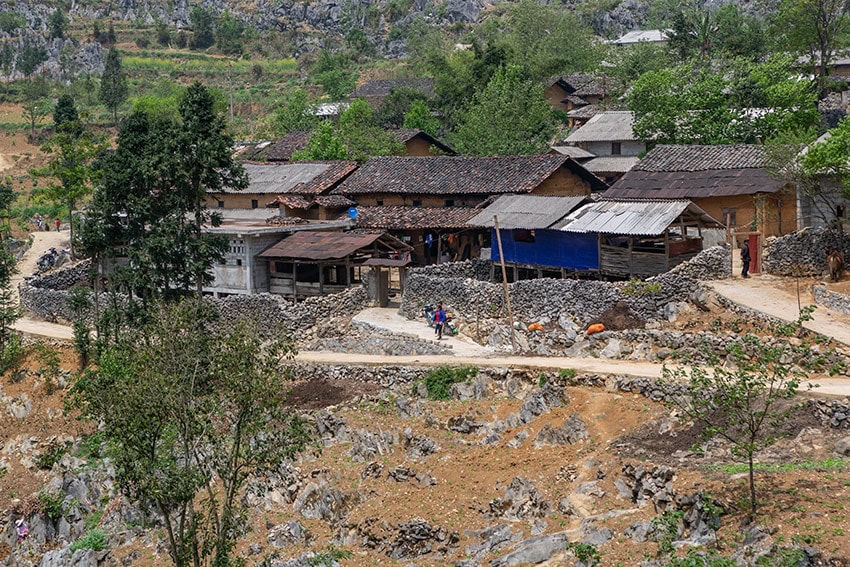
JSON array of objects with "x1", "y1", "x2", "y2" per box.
[
  {"x1": 38, "y1": 491, "x2": 65, "y2": 521},
  {"x1": 69, "y1": 529, "x2": 107, "y2": 552},
  {"x1": 710, "y1": 458, "x2": 850, "y2": 474},
  {"x1": 661, "y1": 336, "x2": 807, "y2": 517},
  {"x1": 307, "y1": 546, "x2": 353, "y2": 566},
  {"x1": 623, "y1": 279, "x2": 663, "y2": 296},
  {"x1": 423, "y1": 366, "x2": 477, "y2": 400},
  {"x1": 567, "y1": 542, "x2": 601, "y2": 566}
]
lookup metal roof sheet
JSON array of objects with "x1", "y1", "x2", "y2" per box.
[
  {"x1": 550, "y1": 146, "x2": 595, "y2": 159},
  {"x1": 583, "y1": 156, "x2": 640, "y2": 174},
  {"x1": 557, "y1": 200, "x2": 721, "y2": 235},
  {"x1": 467, "y1": 195, "x2": 589, "y2": 229},
  {"x1": 612, "y1": 29, "x2": 669, "y2": 45},
  {"x1": 240, "y1": 163, "x2": 333, "y2": 194},
  {"x1": 258, "y1": 231, "x2": 385, "y2": 260}
]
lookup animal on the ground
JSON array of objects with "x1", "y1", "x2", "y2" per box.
[{"x1": 828, "y1": 248, "x2": 844, "y2": 282}]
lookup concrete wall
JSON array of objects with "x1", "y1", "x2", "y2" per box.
[
  {"x1": 798, "y1": 177, "x2": 850, "y2": 230},
  {"x1": 205, "y1": 233, "x2": 283, "y2": 296},
  {"x1": 205, "y1": 193, "x2": 276, "y2": 209}
]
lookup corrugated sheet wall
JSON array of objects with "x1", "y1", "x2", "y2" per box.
[{"x1": 490, "y1": 229, "x2": 599, "y2": 270}]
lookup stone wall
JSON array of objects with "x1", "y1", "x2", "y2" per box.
[
  {"x1": 764, "y1": 227, "x2": 850, "y2": 276},
  {"x1": 813, "y1": 285, "x2": 850, "y2": 317},
  {"x1": 400, "y1": 246, "x2": 731, "y2": 326},
  {"x1": 407, "y1": 259, "x2": 493, "y2": 281}
]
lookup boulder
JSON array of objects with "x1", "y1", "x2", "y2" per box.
[
  {"x1": 533, "y1": 414, "x2": 588, "y2": 447},
  {"x1": 488, "y1": 477, "x2": 551, "y2": 520},
  {"x1": 834, "y1": 435, "x2": 850, "y2": 456},
  {"x1": 490, "y1": 533, "x2": 569, "y2": 567},
  {"x1": 268, "y1": 521, "x2": 312, "y2": 548}
]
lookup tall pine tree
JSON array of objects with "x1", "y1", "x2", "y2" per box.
[{"x1": 99, "y1": 49, "x2": 127, "y2": 124}]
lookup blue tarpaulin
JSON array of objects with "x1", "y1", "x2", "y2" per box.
[{"x1": 491, "y1": 229, "x2": 598, "y2": 270}]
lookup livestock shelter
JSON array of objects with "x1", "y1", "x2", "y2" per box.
[
  {"x1": 559, "y1": 200, "x2": 723, "y2": 278},
  {"x1": 467, "y1": 195, "x2": 594, "y2": 279},
  {"x1": 257, "y1": 231, "x2": 412, "y2": 298}
]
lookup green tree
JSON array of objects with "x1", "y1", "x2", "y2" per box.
[
  {"x1": 32, "y1": 128, "x2": 104, "y2": 259},
  {"x1": 99, "y1": 49, "x2": 128, "y2": 124},
  {"x1": 48, "y1": 10, "x2": 67, "y2": 39},
  {"x1": 800, "y1": 117, "x2": 850, "y2": 221},
  {"x1": 270, "y1": 88, "x2": 316, "y2": 136},
  {"x1": 53, "y1": 94, "x2": 80, "y2": 133},
  {"x1": 0, "y1": 177, "x2": 19, "y2": 369},
  {"x1": 628, "y1": 56, "x2": 818, "y2": 145},
  {"x1": 70, "y1": 301, "x2": 311, "y2": 567},
  {"x1": 312, "y1": 51, "x2": 358, "y2": 100},
  {"x1": 375, "y1": 86, "x2": 430, "y2": 129},
  {"x1": 190, "y1": 6, "x2": 215, "y2": 49},
  {"x1": 338, "y1": 99, "x2": 404, "y2": 162},
  {"x1": 403, "y1": 99, "x2": 440, "y2": 137},
  {"x1": 17, "y1": 38, "x2": 48, "y2": 78},
  {"x1": 660, "y1": 336, "x2": 806, "y2": 517},
  {"x1": 714, "y1": 4, "x2": 767, "y2": 60},
  {"x1": 453, "y1": 64, "x2": 555, "y2": 156},
  {"x1": 607, "y1": 41, "x2": 674, "y2": 84},
  {"x1": 22, "y1": 98, "x2": 51, "y2": 138},
  {"x1": 291, "y1": 121, "x2": 347, "y2": 161},
  {"x1": 774, "y1": 0, "x2": 850, "y2": 90},
  {"x1": 215, "y1": 11, "x2": 243, "y2": 54},
  {"x1": 155, "y1": 20, "x2": 171, "y2": 46}
]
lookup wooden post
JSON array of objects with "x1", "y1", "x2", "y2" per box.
[
  {"x1": 292, "y1": 261, "x2": 298, "y2": 301},
  {"x1": 493, "y1": 216, "x2": 517, "y2": 353},
  {"x1": 726, "y1": 216, "x2": 732, "y2": 278},
  {"x1": 319, "y1": 263, "x2": 325, "y2": 295}
]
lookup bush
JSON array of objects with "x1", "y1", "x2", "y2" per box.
[
  {"x1": 135, "y1": 36, "x2": 150, "y2": 49},
  {"x1": 35, "y1": 442, "x2": 68, "y2": 470},
  {"x1": 38, "y1": 491, "x2": 65, "y2": 521},
  {"x1": 422, "y1": 366, "x2": 476, "y2": 400},
  {"x1": 70, "y1": 528, "x2": 107, "y2": 552}
]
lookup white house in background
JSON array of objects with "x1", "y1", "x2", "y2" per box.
[
  {"x1": 564, "y1": 111, "x2": 645, "y2": 183},
  {"x1": 611, "y1": 29, "x2": 669, "y2": 46},
  {"x1": 796, "y1": 132, "x2": 850, "y2": 230}
]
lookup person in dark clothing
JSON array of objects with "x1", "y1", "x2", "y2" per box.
[{"x1": 741, "y1": 240, "x2": 751, "y2": 278}]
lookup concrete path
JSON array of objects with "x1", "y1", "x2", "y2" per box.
[
  {"x1": 707, "y1": 275, "x2": 850, "y2": 346},
  {"x1": 353, "y1": 307, "x2": 491, "y2": 357}
]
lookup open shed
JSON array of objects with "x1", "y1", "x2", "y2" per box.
[
  {"x1": 258, "y1": 231, "x2": 412, "y2": 298},
  {"x1": 558, "y1": 200, "x2": 723, "y2": 278}
]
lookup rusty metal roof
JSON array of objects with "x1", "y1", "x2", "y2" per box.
[
  {"x1": 258, "y1": 231, "x2": 385, "y2": 260},
  {"x1": 468, "y1": 195, "x2": 589, "y2": 229},
  {"x1": 558, "y1": 199, "x2": 722, "y2": 235}
]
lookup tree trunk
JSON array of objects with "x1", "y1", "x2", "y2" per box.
[
  {"x1": 748, "y1": 453, "x2": 757, "y2": 518},
  {"x1": 68, "y1": 198, "x2": 76, "y2": 260}
]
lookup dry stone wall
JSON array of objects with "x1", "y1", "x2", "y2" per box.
[
  {"x1": 400, "y1": 246, "x2": 731, "y2": 325},
  {"x1": 764, "y1": 227, "x2": 850, "y2": 276},
  {"x1": 813, "y1": 285, "x2": 850, "y2": 316}
]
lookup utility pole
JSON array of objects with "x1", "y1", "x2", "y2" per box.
[{"x1": 493, "y1": 215, "x2": 516, "y2": 352}]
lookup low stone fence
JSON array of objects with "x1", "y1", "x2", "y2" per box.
[
  {"x1": 813, "y1": 285, "x2": 850, "y2": 317},
  {"x1": 400, "y1": 246, "x2": 731, "y2": 325},
  {"x1": 19, "y1": 261, "x2": 369, "y2": 333},
  {"x1": 764, "y1": 227, "x2": 850, "y2": 276}
]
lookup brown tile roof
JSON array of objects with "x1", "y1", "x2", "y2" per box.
[
  {"x1": 343, "y1": 206, "x2": 483, "y2": 230},
  {"x1": 313, "y1": 195, "x2": 355, "y2": 208},
  {"x1": 390, "y1": 129, "x2": 456, "y2": 155},
  {"x1": 563, "y1": 95, "x2": 589, "y2": 106},
  {"x1": 333, "y1": 155, "x2": 607, "y2": 196},
  {"x1": 258, "y1": 231, "x2": 385, "y2": 260},
  {"x1": 265, "y1": 216, "x2": 310, "y2": 226},
  {"x1": 248, "y1": 132, "x2": 312, "y2": 162},
  {"x1": 352, "y1": 78, "x2": 435, "y2": 98},
  {"x1": 567, "y1": 104, "x2": 599, "y2": 119},
  {"x1": 634, "y1": 144, "x2": 769, "y2": 172},
  {"x1": 290, "y1": 161, "x2": 359, "y2": 195},
  {"x1": 604, "y1": 144, "x2": 786, "y2": 199},
  {"x1": 275, "y1": 195, "x2": 312, "y2": 209}
]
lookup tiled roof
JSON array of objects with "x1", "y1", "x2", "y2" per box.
[
  {"x1": 291, "y1": 161, "x2": 359, "y2": 195},
  {"x1": 389, "y1": 129, "x2": 456, "y2": 154},
  {"x1": 550, "y1": 146, "x2": 595, "y2": 159},
  {"x1": 343, "y1": 206, "x2": 483, "y2": 230},
  {"x1": 634, "y1": 145, "x2": 769, "y2": 172},
  {"x1": 248, "y1": 131, "x2": 312, "y2": 162},
  {"x1": 275, "y1": 195, "x2": 312, "y2": 209},
  {"x1": 271, "y1": 194, "x2": 356, "y2": 210},
  {"x1": 333, "y1": 155, "x2": 606, "y2": 195},
  {"x1": 236, "y1": 161, "x2": 358, "y2": 197},
  {"x1": 563, "y1": 95, "x2": 589, "y2": 106},
  {"x1": 314, "y1": 195, "x2": 355, "y2": 208},
  {"x1": 565, "y1": 111, "x2": 636, "y2": 142},
  {"x1": 352, "y1": 78, "x2": 435, "y2": 98},
  {"x1": 265, "y1": 215, "x2": 310, "y2": 226},
  {"x1": 567, "y1": 104, "x2": 599, "y2": 119},
  {"x1": 603, "y1": 168, "x2": 786, "y2": 199},
  {"x1": 583, "y1": 156, "x2": 640, "y2": 174}
]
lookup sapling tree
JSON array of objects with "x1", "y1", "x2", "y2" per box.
[{"x1": 660, "y1": 335, "x2": 807, "y2": 517}]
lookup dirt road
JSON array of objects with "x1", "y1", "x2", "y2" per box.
[{"x1": 707, "y1": 275, "x2": 850, "y2": 346}]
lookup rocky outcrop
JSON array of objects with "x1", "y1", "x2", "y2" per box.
[
  {"x1": 616, "y1": 463, "x2": 676, "y2": 511},
  {"x1": 488, "y1": 477, "x2": 551, "y2": 521}
]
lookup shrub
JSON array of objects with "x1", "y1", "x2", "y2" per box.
[
  {"x1": 70, "y1": 528, "x2": 107, "y2": 552},
  {"x1": 568, "y1": 542, "x2": 601, "y2": 566},
  {"x1": 422, "y1": 366, "x2": 476, "y2": 400},
  {"x1": 559, "y1": 368, "x2": 576, "y2": 379},
  {"x1": 135, "y1": 36, "x2": 150, "y2": 49},
  {"x1": 35, "y1": 442, "x2": 68, "y2": 470},
  {"x1": 38, "y1": 491, "x2": 65, "y2": 521}
]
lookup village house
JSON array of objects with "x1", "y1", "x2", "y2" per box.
[
  {"x1": 604, "y1": 144, "x2": 797, "y2": 237},
  {"x1": 330, "y1": 155, "x2": 605, "y2": 265},
  {"x1": 563, "y1": 111, "x2": 643, "y2": 183},
  {"x1": 797, "y1": 132, "x2": 850, "y2": 230},
  {"x1": 544, "y1": 74, "x2": 616, "y2": 122},
  {"x1": 610, "y1": 29, "x2": 669, "y2": 46},
  {"x1": 206, "y1": 161, "x2": 357, "y2": 211},
  {"x1": 237, "y1": 129, "x2": 454, "y2": 162},
  {"x1": 469, "y1": 195, "x2": 721, "y2": 280},
  {"x1": 201, "y1": 209, "x2": 353, "y2": 297}
]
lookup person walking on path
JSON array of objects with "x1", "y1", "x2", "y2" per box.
[
  {"x1": 434, "y1": 303, "x2": 446, "y2": 340},
  {"x1": 741, "y1": 239, "x2": 751, "y2": 279},
  {"x1": 55, "y1": 219, "x2": 61, "y2": 232}
]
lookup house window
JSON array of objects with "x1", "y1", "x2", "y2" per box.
[
  {"x1": 412, "y1": 199, "x2": 422, "y2": 207},
  {"x1": 722, "y1": 208, "x2": 737, "y2": 227},
  {"x1": 513, "y1": 229, "x2": 536, "y2": 243},
  {"x1": 445, "y1": 199, "x2": 455, "y2": 207},
  {"x1": 251, "y1": 199, "x2": 259, "y2": 209},
  {"x1": 838, "y1": 204, "x2": 846, "y2": 218},
  {"x1": 376, "y1": 200, "x2": 384, "y2": 206},
  {"x1": 217, "y1": 200, "x2": 225, "y2": 208},
  {"x1": 612, "y1": 142, "x2": 622, "y2": 155},
  {"x1": 236, "y1": 259, "x2": 243, "y2": 267}
]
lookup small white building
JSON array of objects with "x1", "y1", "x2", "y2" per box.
[
  {"x1": 564, "y1": 111, "x2": 645, "y2": 183},
  {"x1": 611, "y1": 29, "x2": 669, "y2": 46}
]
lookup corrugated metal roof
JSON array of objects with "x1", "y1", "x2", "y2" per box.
[
  {"x1": 557, "y1": 200, "x2": 721, "y2": 235},
  {"x1": 550, "y1": 146, "x2": 595, "y2": 159},
  {"x1": 565, "y1": 111, "x2": 637, "y2": 143},
  {"x1": 583, "y1": 156, "x2": 640, "y2": 174},
  {"x1": 258, "y1": 231, "x2": 384, "y2": 260},
  {"x1": 467, "y1": 195, "x2": 589, "y2": 229}
]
